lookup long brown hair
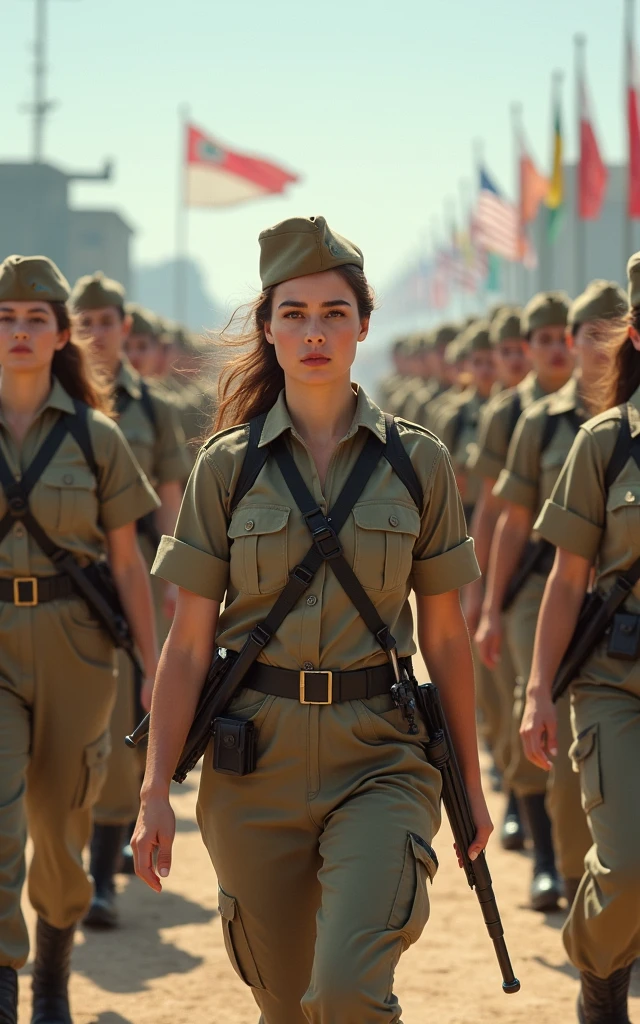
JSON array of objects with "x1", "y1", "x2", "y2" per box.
[
  {"x1": 588, "y1": 309, "x2": 640, "y2": 414},
  {"x1": 50, "y1": 302, "x2": 113, "y2": 415},
  {"x1": 213, "y1": 264, "x2": 375, "y2": 432}
]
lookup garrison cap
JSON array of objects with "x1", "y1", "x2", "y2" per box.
[
  {"x1": 433, "y1": 323, "x2": 459, "y2": 350},
  {"x1": 70, "y1": 271, "x2": 125, "y2": 312},
  {"x1": 0, "y1": 255, "x2": 69, "y2": 303},
  {"x1": 490, "y1": 306, "x2": 523, "y2": 346},
  {"x1": 459, "y1": 319, "x2": 492, "y2": 353},
  {"x1": 487, "y1": 302, "x2": 509, "y2": 324},
  {"x1": 126, "y1": 303, "x2": 159, "y2": 337},
  {"x1": 521, "y1": 291, "x2": 570, "y2": 335},
  {"x1": 409, "y1": 329, "x2": 432, "y2": 352},
  {"x1": 627, "y1": 252, "x2": 640, "y2": 308},
  {"x1": 569, "y1": 280, "x2": 628, "y2": 327},
  {"x1": 258, "y1": 215, "x2": 364, "y2": 289}
]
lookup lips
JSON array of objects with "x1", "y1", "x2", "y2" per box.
[
  {"x1": 9, "y1": 346, "x2": 31, "y2": 354},
  {"x1": 302, "y1": 356, "x2": 330, "y2": 365}
]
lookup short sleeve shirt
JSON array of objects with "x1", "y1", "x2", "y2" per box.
[
  {"x1": 153, "y1": 385, "x2": 480, "y2": 671},
  {"x1": 437, "y1": 389, "x2": 488, "y2": 510},
  {"x1": 535, "y1": 385, "x2": 640, "y2": 611},
  {"x1": 0, "y1": 376, "x2": 159, "y2": 578},
  {"x1": 468, "y1": 372, "x2": 548, "y2": 483},
  {"x1": 115, "y1": 359, "x2": 190, "y2": 487}
]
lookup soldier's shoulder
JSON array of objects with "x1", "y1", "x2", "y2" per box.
[
  {"x1": 582, "y1": 405, "x2": 624, "y2": 434},
  {"x1": 393, "y1": 416, "x2": 448, "y2": 461}
]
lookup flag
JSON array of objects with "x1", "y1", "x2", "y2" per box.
[
  {"x1": 486, "y1": 253, "x2": 501, "y2": 292},
  {"x1": 520, "y1": 152, "x2": 549, "y2": 224},
  {"x1": 471, "y1": 167, "x2": 519, "y2": 261},
  {"x1": 546, "y1": 97, "x2": 564, "y2": 242},
  {"x1": 578, "y1": 67, "x2": 608, "y2": 218},
  {"x1": 185, "y1": 124, "x2": 299, "y2": 208},
  {"x1": 628, "y1": 26, "x2": 640, "y2": 217}
]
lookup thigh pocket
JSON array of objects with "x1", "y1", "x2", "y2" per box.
[
  {"x1": 72, "y1": 731, "x2": 111, "y2": 811},
  {"x1": 217, "y1": 886, "x2": 265, "y2": 989},
  {"x1": 569, "y1": 723, "x2": 603, "y2": 814},
  {"x1": 387, "y1": 832, "x2": 438, "y2": 946}
]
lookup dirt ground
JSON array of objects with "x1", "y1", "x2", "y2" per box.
[{"x1": 17, "y1": 638, "x2": 640, "y2": 1024}]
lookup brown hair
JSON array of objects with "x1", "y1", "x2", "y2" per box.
[
  {"x1": 213, "y1": 264, "x2": 375, "y2": 432},
  {"x1": 50, "y1": 302, "x2": 113, "y2": 415},
  {"x1": 586, "y1": 309, "x2": 640, "y2": 415}
]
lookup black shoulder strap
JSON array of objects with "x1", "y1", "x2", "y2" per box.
[
  {"x1": 138, "y1": 379, "x2": 158, "y2": 431},
  {"x1": 507, "y1": 392, "x2": 522, "y2": 438},
  {"x1": 383, "y1": 414, "x2": 423, "y2": 510},
  {"x1": 605, "y1": 404, "x2": 633, "y2": 490},
  {"x1": 539, "y1": 407, "x2": 585, "y2": 456},
  {"x1": 230, "y1": 414, "x2": 270, "y2": 515},
  {"x1": 66, "y1": 400, "x2": 99, "y2": 479},
  {"x1": 0, "y1": 418, "x2": 70, "y2": 544}
]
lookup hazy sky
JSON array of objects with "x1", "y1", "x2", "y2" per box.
[{"x1": 4, "y1": 0, "x2": 632, "y2": 323}]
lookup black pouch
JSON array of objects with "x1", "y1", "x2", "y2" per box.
[
  {"x1": 607, "y1": 612, "x2": 640, "y2": 661},
  {"x1": 212, "y1": 718, "x2": 257, "y2": 776}
]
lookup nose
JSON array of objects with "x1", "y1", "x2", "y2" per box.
[
  {"x1": 13, "y1": 325, "x2": 29, "y2": 342},
  {"x1": 305, "y1": 315, "x2": 326, "y2": 344}
]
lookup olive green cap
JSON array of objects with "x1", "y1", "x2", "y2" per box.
[
  {"x1": 459, "y1": 319, "x2": 492, "y2": 353},
  {"x1": 521, "y1": 291, "x2": 570, "y2": 335},
  {"x1": 487, "y1": 302, "x2": 508, "y2": 324},
  {"x1": 70, "y1": 271, "x2": 125, "y2": 312},
  {"x1": 626, "y1": 253, "x2": 640, "y2": 308},
  {"x1": 126, "y1": 303, "x2": 159, "y2": 337},
  {"x1": 490, "y1": 306, "x2": 523, "y2": 346},
  {"x1": 258, "y1": 215, "x2": 363, "y2": 289},
  {"x1": 433, "y1": 323, "x2": 459, "y2": 350},
  {"x1": 409, "y1": 329, "x2": 432, "y2": 352},
  {"x1": 569, "y1": 280, "x2": 628, "y2": 327},
  {"x1": 0, "y1": 255, "x2": 69, "y2": 303}
]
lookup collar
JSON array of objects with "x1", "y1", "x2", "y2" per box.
[
  {"x1": 546, "y1": 375, "x2": 580, "y2": 416},
  {"x1": 42, "y1": 375, "x2": 76, "y2": 416},
  {"x1": 115, "y1": 357, "x2": 142, "y2": 400},
  {"x1": 258, "y1": 383, "x2": 387, "y2": 448},
  {"x1": 517, "y1": 371, "x2": 548, "y2": 404}
]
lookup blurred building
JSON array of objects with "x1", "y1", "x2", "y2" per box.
[{"x1": 0, "y1": 160, "x2": 133, "y2": 289}]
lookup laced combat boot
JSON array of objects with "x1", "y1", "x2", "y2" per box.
[
  {"x1": 31, "y1": 918, "x2": 75, "y2": 1024},
  {"x1": 83, "y1": 823, "x2": 127, "y2": 929},
  {"x1": 0, "y1": 967, "x2": 17, "y2": 1024},
  {"x1": 520, "y1": 792, "x2": 562, "y2": 911},
  {"x1": 577, "y1": 966, "x2": 631, "y2": 1024},
  {"x1": 500, "y1": 790, "x2": 526, "y2": 851}
]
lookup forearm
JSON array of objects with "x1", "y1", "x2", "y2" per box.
[
  {"x1": 112, "y1": 547, "x2": 158, "y2": 677},
  {"x1": 528, "y1": 563, "x2": 587, "y2": 698},
  {"x1": 155, "y1": 481, "x2": 183, "y2": 537},
  {"x1": 482, "y1": 508, "x2": 530, "y2": 615}
]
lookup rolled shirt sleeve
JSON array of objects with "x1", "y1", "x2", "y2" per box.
[
  {"x1": 534, "y1": 427, "x2": 605, "y2": 562},
  {"x1": 91, "y1": 413, "x2": 160, "y2": 531},
  {"x1": 493, "y1": 406, "x2": 542, "y2": 512}
]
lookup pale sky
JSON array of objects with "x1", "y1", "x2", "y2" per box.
[{"x1": 3, "y1": 0, "x2": 632, "y2": 325}]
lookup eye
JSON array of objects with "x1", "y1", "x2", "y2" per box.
[
  {"x1": 283, "y1": 310, "x2": 303, "y2": 319},
  {"x1": 326, "y1": 309, "x2": 346, "y2": 317}
]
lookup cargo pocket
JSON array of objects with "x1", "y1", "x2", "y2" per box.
[
  {"x1": 217, "y1": 886, "x2": 265, "y2": 989},
  {"x1": 73, "y1": 731, "x2": 111, "y2": 811},
  {"x1": 387, "y1": 832, "x2": 438, "y2": 946},
  {"x1": 353, "y1": 503, "x2": 420, "y2": 591},
  {"x1": 228, "y1": 505, "x2": 290, "y2": 595},
  {"x1": 569, "y1": 723, "x2": 603, "y2": 814}
]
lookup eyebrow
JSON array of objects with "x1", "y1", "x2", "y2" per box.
[
  {"x1": 0, "y1": 305, "x2": 49, "y2": 313},
  {"x1": 277, "y1": 299, "x2": 353, "y2": 309}
]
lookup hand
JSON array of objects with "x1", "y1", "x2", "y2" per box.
[
  {"x1": 454, "y1": 785, "x2": 494, "y2": 867},
  {"x1": 474, "y1": 610, "x2": 502, "y2": 669},
  {"x1": 462, "y1": 578, "x2": 484, "y2": 636},
  {"x1": 163, "y1": 583, "x2": 178, "y2": 623},
  {"x1": 132, "y1": 793, "x2": 176, "y2": 893},
  {"x1": 140, "y1": 677, "x2": 155, "y2": 713},
  {"x1": 520, "y1": 686, "x2": 557, "y2": 771}
]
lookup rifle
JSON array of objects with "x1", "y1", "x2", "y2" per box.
[{"x1": 413, "y1": 681, "x2": 521, "y2": 995}]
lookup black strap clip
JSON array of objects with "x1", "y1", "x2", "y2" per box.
[
  {"x1": 250, "y1": 624, "x2": 272, "y2": 648},
  {"x1": 303, "y1": 508, "x2": 342, "y2": 561},
  {"x1": 5, "y1": 485, "x2": 28, "y2": 518},
  {"x1": 291, "y1": 564, "x2": 314, "y2": 587}
]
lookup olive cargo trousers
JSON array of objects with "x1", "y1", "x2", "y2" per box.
[
  {"x1": 564, "y1": 672, "x2": 640, "y2": 978},
  {"x1": 503, "y1": 572, "x2": 592, "y2": 880},
  {"x1": 197, "y1": 684, "x2": 442, "y2": 1024},
  {"x1": 0, "y1": 600, "x2": 116, "y2": 969}
]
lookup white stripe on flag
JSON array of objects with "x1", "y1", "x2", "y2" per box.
[
  {"x1": 473, "y1": 191, "x2": 519, "y2": 261},
  {"x1": 185, "y1": 165, "x2": 269, "y2": 207}
]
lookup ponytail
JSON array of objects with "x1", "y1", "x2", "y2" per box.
[{"x1": 50, "y1": 302, "x2": 113, "y2": 415}]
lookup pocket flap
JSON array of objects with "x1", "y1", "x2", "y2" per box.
[
  {"x1": 569, "y1": 723, "x2": 597, "y2": 764},
  {"x1": 607, "y1": 482, "x2": 640, "y2": 512},
  {"x1": 353, "y1": 504, "x2": 420, "y2": 537},
  {"x1": 217, "y1": 886, "x2": 236, "y2": 921},
  {"x1": 40, "y1": 465, "x2": 96, "y2": 491},
  {"x1": 228, "y1": 506, "x2": 290, "y2": 539},
  {"x1": 84, "y1": 730, "x2": 111, "y2": 768},
  {"x1": 409, "y1": 832, "x2": 438, "y2": 883}
]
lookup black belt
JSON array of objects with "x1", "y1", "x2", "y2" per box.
[
  {"x1": 248, "y1": 659, "x2": 411, "y2": 705},
  {"x1": 0, "y1": 573, "x2": 76, "y2": 607}
]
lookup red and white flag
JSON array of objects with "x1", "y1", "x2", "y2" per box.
[
  {"x1": 185, "y1": 124, "x2": 299, "y2": 208},
  {"x1": 628, "y1": 27, "x2": 640, "y2": 218},
  {"x1": 578, "y1": 70, "x2": 608, "y2": 219}
]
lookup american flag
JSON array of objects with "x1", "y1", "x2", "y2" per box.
[{"x1": 472, "y1": 167, "x2": 519, "y2": 261}]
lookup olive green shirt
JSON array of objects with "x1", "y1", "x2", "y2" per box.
[
  {"x1": 115, "y1": 359, "x2": 190, "y2": 487},
  {"x1": 153, "y1": 385, "x2": 479, "y2": 670},
  {"x1": 536, "y1": 384, "x2": 640, "y2": 611},
  {"x1": 494, "y1": 376, "x2": 586, "y2": 526},
  {"x1": 437, "y1": 389, "x2": 488, "y2": 510},
  {"x1": 467, "y1": 372, "x2": 548, "y2": 482},
  {"x1": 0, "y1": 376, "x2": 159, "y2": 578}
]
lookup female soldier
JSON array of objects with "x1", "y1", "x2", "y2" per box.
[
  {"x1": 132, "y1": 215, "x2": 492, "y2": 1024},
  {"x1": 0, "y1": 256, "x2": 159, "y2": 1024},
  {"x1": 521, "y1": 262, "x2": 640, "y2": 1022}
]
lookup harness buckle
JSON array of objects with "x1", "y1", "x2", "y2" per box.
[
  {"x1": 311, "y1": 525, "x2": 342, "y2": 561},
  {"x1": 299, "y1": 670, "x2": 333, "y2": 705},
  {"x1": 13, "y1": 577, "x2": 38, "y2": 607}
]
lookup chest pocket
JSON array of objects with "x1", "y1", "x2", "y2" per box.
[
  {"x1": 540, "y1": 447, "x2": 569, "y2": 505},
  {"x1": 228, "y1": 505, "x2": 291, "y2": 596},
  {"x1": 606, "y1": 482, "x2": 640, "y2": 553},
  {"x1": 353, "y1": 502, "x2": 420, "y2": 592},
  {"x1": 35, "y1": 464, "x2": 98, "y2": 534}
]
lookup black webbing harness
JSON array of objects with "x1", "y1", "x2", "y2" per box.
[{"x1": 115, "y1": 378, "x2": 161, "y2": 551}]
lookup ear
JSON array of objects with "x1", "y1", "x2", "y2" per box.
[
  {"x1": 565, "y1": 328, "x2": 575, "y2": 351},
  {"x1": 357, "y1": 317, "x2": 370, "y2": 343},
  {"x1": 54, "y1": 330, "x2": 70, "y2": 352},
  {"x1": 121, "y1": 313, "x2": 133, "y2": 341},
  {"x1": 264, "y1": 321, "x2": 275, "y2": 347},
  {"x1": 629, "y1": 324, "x2": 640, "y2": 352}
]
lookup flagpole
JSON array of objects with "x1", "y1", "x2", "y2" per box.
[
  {"x1": 547, "y1": 71, "x2": 564, "y2": 290},
  {"x1": 575, "y1": 34, "x2": 587, "y2": 293},
  {"x1": 175, "y1": 104, "x2": 189, "y2": 324},
  {"x1": 511, "y1": 102, "x2": 523, "y2": 304},
  {"x1": 626, "y1": 0, "x2": 635, "y2": 266}
]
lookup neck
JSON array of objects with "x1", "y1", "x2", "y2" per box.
[
  {"x1": 284, "y1": 375, "x2": 357, "y2": 447},
  {"x1": 536, "y1": 367, "x2": 572, "y2": 395},
  {"x1": 0, "y1": 367, "x2": 52, "y2": 422}
]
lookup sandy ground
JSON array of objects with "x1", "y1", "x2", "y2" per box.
[{"x1": 16, "y1": 638, "x2": 640, "y2": 1024}]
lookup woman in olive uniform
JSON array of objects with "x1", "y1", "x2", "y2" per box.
[
  {"x1": 132, "y1": 215, "x2": 492, "y2": 1024},
  {"x1": 0, "y1": 256, "x2": 159, "y2": 1024}
]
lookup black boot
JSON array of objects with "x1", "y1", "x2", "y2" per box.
[
  {"x1": 118, "y1": 820, "x2": 136, "y2": 877},
  {"x1": 0, "y1": 967, "x2": 17, "y2": 1024},
  {"x1": 500, "y1": 791, "x2": 525, "y2": 851},
  {"x1": 83, "y1": 823, "x2": 126, "y2": 929},
  {"x1": 31, "y1": 918, "x2": 75, "y2": 1024},
  {"x1": 577, "y1": 966, "x2": 631, "y2": 1023},
  {"x1": 520, "y1": 793, "x2": 562, "y2": 911}
]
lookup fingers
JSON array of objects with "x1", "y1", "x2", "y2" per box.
[
  {"x1": 521, "y1": 713, "x2": 555, "y2": 771},
  {"x1": 156, "y1": 828, "x2": 173, "y2": 880},
  {"x1": 132, "y1": 830, "x2": 163, "y2": 893},
  {"x1": 468, "y1": 822, "x2": 494, "y2": 862}
]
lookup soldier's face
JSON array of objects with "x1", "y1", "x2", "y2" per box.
[
  {"x1": 75, "y1": 306, "x2": 128, "y2": 371},
  {"x1": 469, "y1": 349, "x2": 497, "y2": 397},
  {"x1": 572, "y1": 322, "x2": 611, "y2": 381},
  {"x1": 124, "y1": 333, "x2": 159, "y2": 377},
  {"x1": 0, "y1": 301, "x2": 68, "y2": 373},
  {"x1": 495, "y1": 338, "x2": 529, "y2": 389},
  {"x1": 528, "y1": 324, "x2": 574, "y2": 380},
  {"x1": 265, "y1": 270, "x2": 369, "y2": 387}
]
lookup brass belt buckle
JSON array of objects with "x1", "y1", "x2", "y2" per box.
[
  {"x1": 299, "y1": 670, "x2": 333, "y2": 705},
  {"x1": 13, "y1": 577, "x2": 38, "y2": 607}
]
